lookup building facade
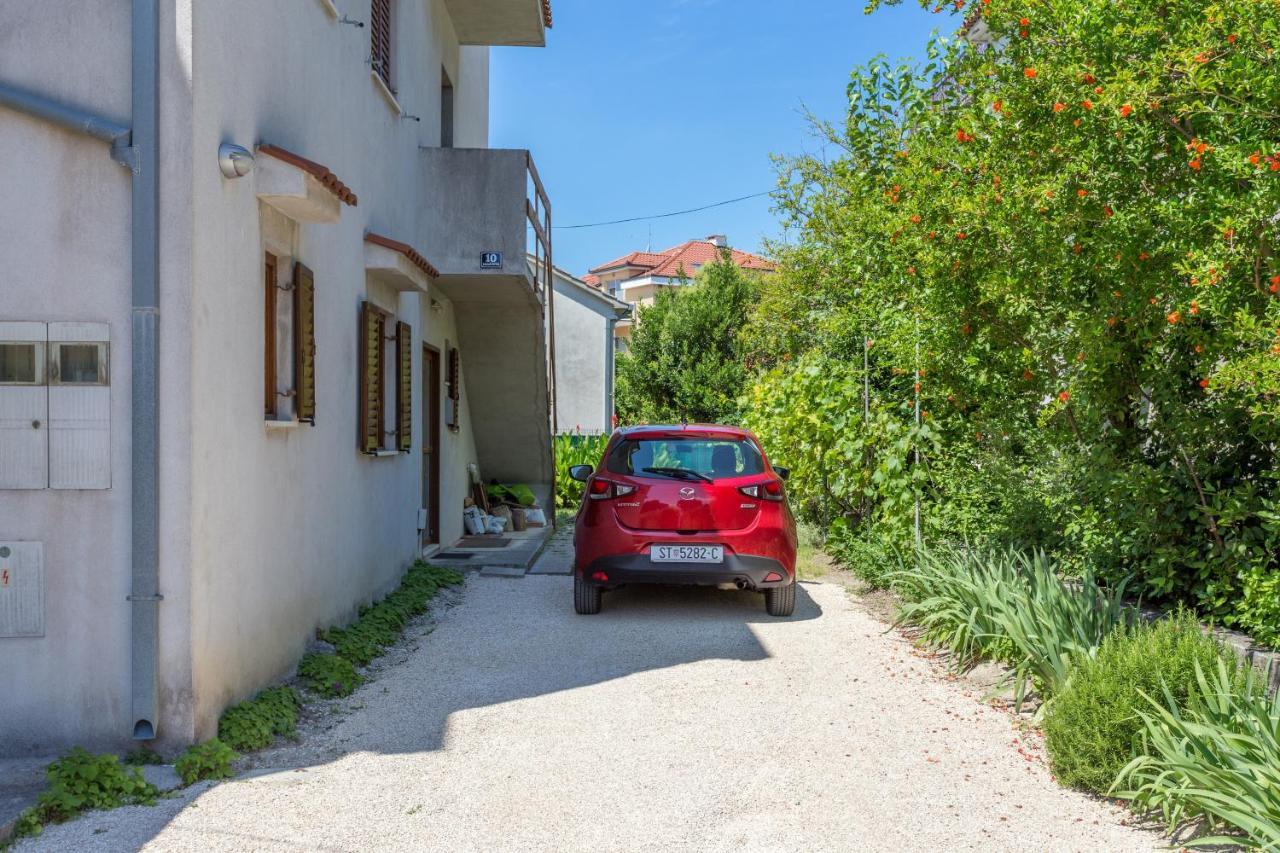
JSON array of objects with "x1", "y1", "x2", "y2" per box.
[
  {"x1": 0, "y1": 0, "x2": 555, "y2": 755},
  {"x1": 585, "y1": 235, "x2": 775, "y2": 351},
  {"x1": 542, "y1": 261, "x2": 630, "y2": 434}
]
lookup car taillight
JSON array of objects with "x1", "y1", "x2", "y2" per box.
[
  {"x1": 588, "y1": 478, "x2": 636, "y2": 501},
  {"x1": 739, "y1": 480, "x2": 784, "y2": 502}
]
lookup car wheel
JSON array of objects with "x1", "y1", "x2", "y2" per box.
[
  {"x1": 574, "y1": 574, "x2": 602, "y2": 615},
  {"x1": 764, "y1": 579, "x2": 796, "y2": 617}
]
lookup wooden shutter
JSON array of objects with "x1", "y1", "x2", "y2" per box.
[
  {"x1": 264, "y1": 254, "x2": 277, "y2": 417},
  {"x1": 358, "y1": 302, "x2": 384, "y2": 453},
  {"x1": 395, "y1": 322, "x2": 412, "y2": 451},
  {"x1": 293, "y1": 262, "x2": 317, "y2": 425},
  {"x1": 371, "y1": 0, "x2": 392, "y2": 88},
  {"x1": 446, "y1": 347, "x2": 460, "y2": 430}
]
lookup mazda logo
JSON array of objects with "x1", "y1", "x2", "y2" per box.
[{"x1": 679, "y1": 487, "x2": 696, "y2": 499}]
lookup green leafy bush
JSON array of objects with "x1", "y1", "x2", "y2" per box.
[
  {"x1": 895, "y1": 546, "x2": 1133, "y2": 708},
  {"x1": 122, "y1": 745, "x2": 164, "y2": 766},
  {"x1": 1044, "y1": 613, "x2": 1245, "y2": 794},
  {"x1": 1115, "y1": 660, "x2": 1280, "y2": 849},
  {"x1": 217, "y1": 686, "x2": 301, "y2": 752},
  {"x1": 1238, "y1": 564, "x2": 1280, "y2": 648},
  {"x1": 174, "y1": 739, "x2": 237, "y2": 787},
  {"x1": 298, "y1": 652, "x2": 361, "y2": 697},
  {"x1": 554, "y1": 431, "x2": 609, "y2": 509},
  {"x1": 15, "y1": 748, "x2": 159, "y2": 838}
]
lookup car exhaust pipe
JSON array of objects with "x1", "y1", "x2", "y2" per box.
[{"x1": 735, "y1": 578, "x2": 748, "y2": 590}]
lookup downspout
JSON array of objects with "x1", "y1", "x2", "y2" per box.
[
  {"x1": 128, "y1": 0, "x2": 162, "y2": 741},
  {"x1": 0, "y1": 0, "x2": 161, "y2": 742}
]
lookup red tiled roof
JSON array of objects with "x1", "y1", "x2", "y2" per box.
[
  {"x1": 583, "y1": 273, "x2": 602, "y2": 288},
  {"x1": 542, "y1": 0, "x2": 553, "y2": 28},
  {"x1": 259, "y1": 144, "x2": 358, "y2": 206},
  {"x1": 365, "y1": 232, "x2": 440, "y2": 279},
  {"x1": 589, "y1": 239, "x2": 775, "y2": 279}
]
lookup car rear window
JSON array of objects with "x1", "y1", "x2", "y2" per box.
[{"x1": 605, "y1": 437, "x2": 765, "y2": 480}]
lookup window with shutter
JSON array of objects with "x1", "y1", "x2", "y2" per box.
[
  {"x1": 358, "y1": 301, "x2": 385, "y2": 453},
  {"x1": 294, "y1": 262, "x2": 317, "y2": 425},
  {"x1": 445, "y1": 346, "x2": 461, "y2": 431},
  {"x1": 396, "y1": 321, "x2": 412, "y2": 452},
  {"x1": 370, "y1": 0, "x2": 393, "y2": 90},
  {"x1": 264, "y1": 254, "x2": 277, "y2": 417}
]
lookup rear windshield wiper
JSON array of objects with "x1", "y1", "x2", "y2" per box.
[{"x1": 641, "y1": 466, "x2": 712, "y2": 483}]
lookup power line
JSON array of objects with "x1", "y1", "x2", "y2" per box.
[{"x1": 555, "y1": 190, "x2": 774, "y2": 230}]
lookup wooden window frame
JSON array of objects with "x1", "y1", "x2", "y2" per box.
[
  {"x1": 371, "y1": 0, "x2": 393, "y2": 91},
  {"x1": 293, "y1": 262, "x2": 317, "y2": 424}
]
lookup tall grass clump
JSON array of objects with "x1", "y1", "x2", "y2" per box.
[
  {"x1": 894, "y1": 546, "x2": 1133, "y2": 708},
  {"x1": 554, "y1": 431, "x2": 610, "y2": 509},
  {"x1": 1115, "y1": 660, "x2": 1280, "y2": 849},
  {"x1": 1044, "y1": 613, "x2": 1246, "y2": 794}
]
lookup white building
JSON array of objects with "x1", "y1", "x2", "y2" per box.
[
  {"x1": 0, "y1": 0, "x2": 556, "y2": 755},
  {"x1": 540, "y1": 260, "x2": 630, "y2": 434}
]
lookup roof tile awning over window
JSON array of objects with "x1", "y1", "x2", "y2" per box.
[
  {"x1": 256, "y1": 144, "x2": 357, "y2": 224},
  {"x1": 365, "y1": 232, "x2": 440, "y2": 293}
]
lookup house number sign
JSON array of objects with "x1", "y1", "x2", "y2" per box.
[{"x1": 480, "y1": 251, "x2": 502, "y2": 269}]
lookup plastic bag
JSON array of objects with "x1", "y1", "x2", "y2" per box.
[
  {"x1": 525, "y1": 507, "x2": 546, "y2": 527},
  {"x1": 485, "y1": 515, "x2": 507, "y2": 534},
  {"x1": 464, "y1": 506, "x2": 486, "y2": 535}
]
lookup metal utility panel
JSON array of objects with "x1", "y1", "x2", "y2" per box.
[{"x1": 0, "y1": 541, "x2": 44, "y2": 638}]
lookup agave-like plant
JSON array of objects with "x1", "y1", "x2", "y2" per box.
[
  {"x1": 893, "y1": 545, "x2": 1134, "y2": 712},
  {"x1": 1113, "y1": 660, "x2": 1280, "y2": 850}
]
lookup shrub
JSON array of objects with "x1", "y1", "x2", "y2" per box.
[
  {"x1": 298, "y1": 652, "x2": 361, "y2": 697},
  {"x1": 825, "y1": 525, "x2": 904, "y2": 590},
  {"x1": 1115, "y1": 660, "x2": 1280, "y2": 849},
  {"x1": 175, "y1": 739, "x2": 237, "y2": 787},
  {"x1": 894, "y1": 546, "x2": 1133, "y2": 708},
  {"x1": 217, "y1": 686, "x2": 301, "y2": 752},
  {"x1": 15, "y1": 748, "x2": 159, "y2": 838},
  {"x1": 1044, "y1": 613, "x2": 1244, "y2": 794},
  {"x1": 122, "y1": 745, "x2": 164, "y2": 766},
  {"x1": 1237, "y1": 564, "x2": 1280, "y2": 649},
  {"x1": 554, "y1": 432, "x2": 609, "y2": 509}
]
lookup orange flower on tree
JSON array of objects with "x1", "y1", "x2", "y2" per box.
[
  {"x1": 1190, "y1": 301, "x2": 1199, "y2": 315},
  {"x1": 1053, "y1": 102, "x2": 1066, "y2": 113},
  {"x1": 1199, "y1": 378, "x2": 1210, "y2": 389},
  {"x1": 1024, "y1": 68, "x2": 1037, "y2": 78},
  {"x1": 1168, "y1": 310, "x2": 1182, "y2": 324},
  {"x1": 1058, "y1": 391, "x2": 1070, "y2": 402},
  {"x1": 1189, "y1": 158, "x2": 1202, "y2": 170},
  {"x1": 1077, "y1": 189, "x2": 1087, "y2": 198},
  {"x1": 1022, "y1": 369, "x2": 1034, "y2": 381},
  {"x1": 1082, "y1": 99, "x2": 1094, "y2": 110},
  {"x1": 1120, "y1": 104, "x2": 1133, "y2": 117}
]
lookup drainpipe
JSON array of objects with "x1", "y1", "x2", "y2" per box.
[
  {"x1": 0, "y1": 0, "x2": 161, "y2": 742},
  {"x1": 128, "y1": 0, "x2": 162, "y2": 741}
]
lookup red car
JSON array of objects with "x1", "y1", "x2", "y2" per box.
[{"x1": 569, "y1": 424, "x2": 798, "y2": 616}]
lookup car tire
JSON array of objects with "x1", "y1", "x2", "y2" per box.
[
  {"x1": 764, "y1": 579, "x2": 796, "y2": 617},
  {"x1": 574, "y1": 574, "x2": 602, "y2": 615}
]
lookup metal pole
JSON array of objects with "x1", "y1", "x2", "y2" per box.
[{"x1": 913, "y1": 316, "x2": 921, "y2": 551}]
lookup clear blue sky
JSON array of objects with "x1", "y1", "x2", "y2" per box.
[{"x1": 489, "y1": 0, "x2": 944, "y2": 277}]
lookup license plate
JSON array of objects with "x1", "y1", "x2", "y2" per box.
[{"x1": 650, "y1": 545, "x2": 724, "y2": 563}]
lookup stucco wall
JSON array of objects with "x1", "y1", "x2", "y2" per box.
[
  {"x1": 552, "y1": 280, "x2": 615, "y2": 434},
  {"x1": 184, "y1": 0, "x2": 487, "y2": 740},
  {"x1": 0, "y1": 0, "x2": 196, "y2": 754}
]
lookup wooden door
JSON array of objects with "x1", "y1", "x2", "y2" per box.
[{"x1": 422, "y1": 345, "x2": 441, "y2": 546}]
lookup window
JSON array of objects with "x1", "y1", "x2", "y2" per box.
[
  {"x1": 0, "y1": 343, "x2": 40, "y2": 385},
  {"x1": 440, "y1": 67, "x2": 454, "y2": 148},
  {"x1": 359, "y1": 302, "x2": 412, "y2": 453},
  {"x1": 605, "y1": 437, "x2": 765, "y2": 481},
  {"x1": 51, "y1": 342, "x2": 108, "y2": 385},
  {"x1": 370, "y1": 0, "x2": 393, "y2": 91},
  {"x1": 444, "y1": 346, "x2": 461, "y2": 431},
  {"x1": 264, "y1": 255, "x2": 316, "y2": 424}
]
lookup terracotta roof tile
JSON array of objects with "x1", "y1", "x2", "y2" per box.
[
  {"x1": 542, "y1": 0, "x2": 553, "y2": 28},
  {"x1": 365, "y1": 232, "x2": 440, "y2": 279},
  {"x1": 259, "y1": 144, "x2": 358, "y2": 206},
  {"x1": 590, "y1": 239, "x2": 774, "y2": 279},
  {"x1": 583, "y1": 273, "x2": 602, "y2": 288}
]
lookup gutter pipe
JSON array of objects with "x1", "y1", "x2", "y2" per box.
[{"x1": 0, "y1": 0, "x2": 162, "y2": 741}]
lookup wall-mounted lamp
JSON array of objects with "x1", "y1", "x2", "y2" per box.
[{"x1": 218, "y1": 143, "x2": 254, "y2": 179}]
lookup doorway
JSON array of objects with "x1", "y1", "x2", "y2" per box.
[{"x1": 422, "y1": 344, "x2": 442, "y2": 548}]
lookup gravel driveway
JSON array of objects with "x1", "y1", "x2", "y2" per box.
[{"x1": 20, "y1": 564, "x2": 1158, "y2": 852}]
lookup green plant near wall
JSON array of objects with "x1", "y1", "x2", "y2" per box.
[
  {"x1": 13, "y1": 749, "x2": 159, "y2": 839},
  {"x1": 1044, "y1": 612, "x2": 1247, "y2": 794},
  {"x1": 554, "y1": 432, "x2": 610, "y2": 509},
  {"x1": 217, "y1": 686, "x2": 301, "y2": 752},
  {"x1": 1115, "y1": 660, "x2": 1280, "y2": 849},
  {"x1": 298, "y1": 652, "x2": 362, "y2": 698},
  {"x1": 174, "y1": 739, "x2": 238, "y2": 787}
]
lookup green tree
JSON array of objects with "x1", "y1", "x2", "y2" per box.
[
  {"x1": 616, "y1": 255, "x2": 764, "y2": 424},
  {"x1": 747, "y1": 0, "x2": 1280, "y2": 641}
]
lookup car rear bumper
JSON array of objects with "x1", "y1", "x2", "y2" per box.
[{"x1": 580, "y1": 553, "x2": 791, "y2": 590}]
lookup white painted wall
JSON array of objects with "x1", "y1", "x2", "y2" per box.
[
  {"x1": 551, "y1": 273, "x2": 626, "y2": 434},
  {"x1": 0, "y1": 0, "x2": 504, "y2": 753}
]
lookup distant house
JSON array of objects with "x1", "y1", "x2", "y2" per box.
[
  {"x1": 536, "y1": 260, "x2": 630, "y2": 434},
  {"x1": 586, "y1": 235, "x2": 775, "y2": 351}
]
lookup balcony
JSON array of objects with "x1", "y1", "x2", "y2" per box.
[
  {"x1": 416, "y1": 147, "x2": 554, "y2": 487},
  {"x1": 444, "y1": 0, "x2": 550, "y2": 46}
]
